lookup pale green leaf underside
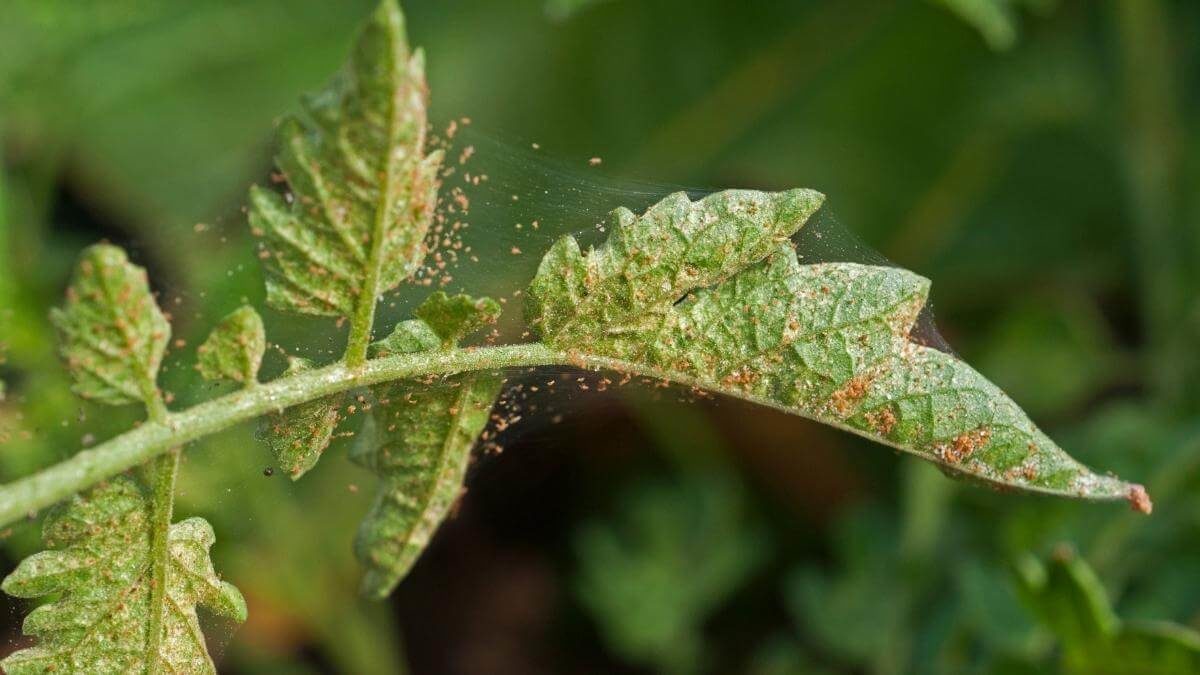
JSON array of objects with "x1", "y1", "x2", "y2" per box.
[
  {"x1": 248, "y1": 0, "x2": 442, "y2": 317},
  {"x1": 352, "y1": 305, "x2": 502, "y2": 599},
  {"x1": 51, "y1": 244, "x2": 170, "y2": 407},
  {"x1": 1, "y1": 478, "x2": 245, "y2": 674},
  {"x1": 352, "y1": 373, "x2": 500, "y2": 599},
  {"x1": 196, "y1": 305, "x2": 265, "y2": 386},
  {"x1": 261, "y1": 357, "x2": 343, "y2": 480},
  {"x1": 528, "y1": 189, "x2": 1137, "y2": 501}
]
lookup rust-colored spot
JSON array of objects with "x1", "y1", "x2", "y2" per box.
[
  {"x1": 721, "y1": 366, "x2": 760, "y2": 391},
  {"x1": 831, "y1": 374, "x2": 873, "y2": 416},
  {"x1": 865, "y1": 407, "x2": 897, "y2": 435},
  {"x1": 937, "y1": 427, "x2": 991, "y2": 464}
]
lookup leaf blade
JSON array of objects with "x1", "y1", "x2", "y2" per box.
[
  {"x1": 352, "y1": 294, "x2": 504, "y2": 598},
  {"x1": 354, "y1": 372, "x2": 501, "y2": 599},
  {"x1": 196, "y1": 305, "x2": 265, "y2": 386},
  {"x1": 50, "y1": 244, "x2": 170, "y2": 407},
  {"x1": 0, "y1": 478, "x2": 244, "y2": 674},
  {"x1": 260, "y1": 357, "x2": 344, "y2": 480},
  {"x1": 249, "y1": 0, "x2": 441, "y2": 321},
  {"x1": 527, "y1": 189, "x2": 1142, "y2": 502},
  {"x1": 413, "y1": 291, "x2": 502, "y2": 347},
  {"x1": 1016, "y1": 551, "x2": 1200, "y2": 674}
]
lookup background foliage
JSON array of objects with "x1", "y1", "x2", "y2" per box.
[{"x1": 1, "y1": 0, "x2": 1198, "y2": 673}]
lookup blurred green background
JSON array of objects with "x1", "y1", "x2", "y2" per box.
[{"x1": 1, "y1": 0, "x2": 1198, "y2": 673}]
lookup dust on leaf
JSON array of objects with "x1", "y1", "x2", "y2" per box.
[
  {"x1": 1, "y1": 477, "x2": 245, "y2": 674},
  {"x1": 260, "y1": 357, "x2": 343, "y2": 480},
  {"x1": 247, "y1": 0, "x2": 442, "y2": 320},
  {"x1": 51, "y1": 244, "x2": 170, "y2": 407},
  {"x1": 526, "y1": 189, "x2": 1143, "y2": 503},
  {"x1": 352, "y1": 297, "x2": 504, "y2": 599}
]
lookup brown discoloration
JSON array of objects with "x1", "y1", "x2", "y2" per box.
[
  {"x1": 864, "y1": 406, "x2": 897, "y2": 435},
  {"x1": 936, "y1": 428, "x2": 991, "y2": 464},
  {"x1": 721, "y1": 366, "x2": 760, "y2": 391},
  {"x1": 1128, "y1": 484, "x2": 1153, "y2": 514},
  {"x1": 830, "y1": 374, "x2": 873, "y2": 416}
]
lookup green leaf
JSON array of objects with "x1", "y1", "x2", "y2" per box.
[
  {"x1": 248, "y1": 0, "x2": 441, "y2": 319},
  {"x1": 413, "y1": 291, "x2": 502, "y2": 347},
  {"x1": 352, "y1": 296, "x2": 503, "y2": 599},
  {"x1": 787, "y1": 508, "x2": 910, "y2": 670},
  {"x1": 196, "y1": 305, "x2": 265, "y2": 386},
  {"x1": 527, "y1": 189, "x2": 1142, "y2": 503},
  {"x1": 50, "y1": 244, "x2": 170, "y2": 407},
  {"x1": 1015, "y1": 551, "x2": 1200, "y2": 674},
  {"x1": 370, "y1": 317, "x2": 441, "y2": 356},
  {"x1": 261, "y1": 357, "x2": 344, "y2": 480},
  {"x1": 575, "y1": 472, "x2": 768, "y2": 673},
  {"x1": 931, "y1": 0, "x2": 1057, "y2": 51},
  {"x1": 352, "y1": 372, "x2": 500, "y2": 599},
  {"x1": 1, "y1": 477, "x2": 246, "y2": 674}
]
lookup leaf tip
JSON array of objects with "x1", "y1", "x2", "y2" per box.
[
  {"x1": 79, "y1": 241, "x2": 130, "y2": 269},
  {"x1": 358, "y1": 571, "x2": 395, "y2": 601},
  {"x1": 777, "y1": 187, "x2": 825, "y2": 231},
  {"x1": 1, "y1": 568, "x2": 24, "y2": 598},
  {"x1": 1128, "y1": 484, "x2": 1153, "y2": 515},
  {"x1": 217, "y1": 581, "x2": 249, "y2": 623},
  {"x1": 367, "y1": 0, "x2": 409, "y2": 55}
]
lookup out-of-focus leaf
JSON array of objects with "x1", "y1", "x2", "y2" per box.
[
  {"x1": 955, "y1": 559, "x2": 1040, "y2": 655},
  {"x1": 544, "y1": 0, "x2": 613, "y2": 22},
  {"x1": 788, "y1": 508, "x2": 910, "y2": 670},
  {"x1": 1, "y1": 477, "x2": 245, "y2": 674},
  {"x1": 931, "y1": 0, "x2": 1057, "y2": 51},
  {"x1": 1, "y1": 0, "x2": 373, "y2": 233},
  {"x1": 1015, "y1": 550, "x2": 1200, "y2": 674},
  {"x1": 750, "y1": 636, "x2": 835, "y2": 675},
  {"x1": 528, "y1": 189, "x2": 1142, "y2": 503},
  {"x1": 249, "y1": 0, "x2": 441, "y2": 318},
  {"x1": 197, "y1": 305, "x2": 265, "y2": 386},
  {"x1": 575, "y1": 471, "x2": 768, "y2": 674},
  {"x1": 974, "y1": 297, "x2": 1119, "y2": 418},
  {"x1": 50, "y1": 244, "x2": 169, "y2": 407}
]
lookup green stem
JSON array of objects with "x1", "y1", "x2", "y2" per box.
[
  {"x1": 1113, "y1": 0, "x2": 1186, "y2": 407},
  {"x1": 0, "y1": 337, "x2": 1140, "y2": 530},
  {"x1": 344, "y1": 231, "x2": 385, "y2": 368},
  {"x1": 141, "y1": 392, "x2": 175, "y2": 674},
  {"x1": 143, "y1": 448, "x2": 179, "y2": 673},
  {"x1": 0, "y1": 343, "x2": 561, "y2": 528}
]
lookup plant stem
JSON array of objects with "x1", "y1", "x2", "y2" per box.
[
  {"x1": 0, "y1": 343, "x2": 561, "y2": 528},
  {"x1": 345, "y1": 289, "x2": 378, "y2": 369},
  {"x1": 142, "y1": 393, "x2": 175, "y2": 673},
  {"x1": 143, "y1": 448, "x2": 179, "y2": 672},
  {"x1": 1113, "y1": 0, "x2": 1187, "y2": 409},
  {"x1": 0, "y1": 339, "x2": 1138, "y2": 530}
]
